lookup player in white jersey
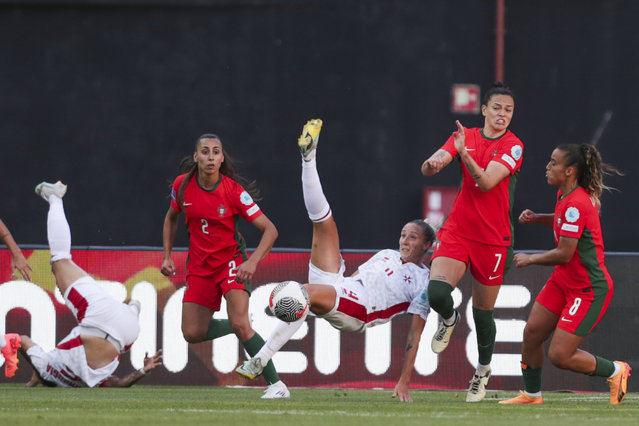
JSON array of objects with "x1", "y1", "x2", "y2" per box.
[
  {"x1": 1, "y1": 181, "x2": 161, "y2": 387},
  {"x1": 236, "y1": 119, "x2": 435, "y2": 402}
]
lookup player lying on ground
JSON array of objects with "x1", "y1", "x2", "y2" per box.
[
  {"x1": 1, "y1": 181, "x2": 162, "y2": 387},
  {"x1": 236, "y1": 119, "x2": 435, "y2": 402}
]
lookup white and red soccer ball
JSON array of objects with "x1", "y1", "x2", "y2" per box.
[{"x1": 269, "y1": 281, "x2": 310, "y2": 322}]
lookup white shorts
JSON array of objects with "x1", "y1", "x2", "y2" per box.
[
  {"x1": 25, "y1": 345, "x2": 59, "y2": 385},
  {"x1": 308, "y1": 258, "x2": 346, "y2": 286},
  {"x1": 309, "y1": 260, "x2": 369, "y2": 333},
  {"x1": 26, "y1": 327, "x2": 119, "y2": 388},
  {"x1": 64, "y1": 276, "x2": 140, "y2": 352}
]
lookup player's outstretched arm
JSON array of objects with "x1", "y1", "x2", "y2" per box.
[
  {"x1": 102, "y1": 350, "x2": 163, "y2": 388},
  {"x1": 514, "y1": 236, "x2": 578, "y2": 268},
  {"x1": 421, "y1": 149, "x2": 453, "y2": 176},
  {"x1": 392, "y1": 314, "x2": 426, "y2": 403},
  {"x1": 0, "y1": 218, "x2": 32, "y2": 281},
  {"x1": 518, "y1": 209, "x2": 554, "y2": 227}
]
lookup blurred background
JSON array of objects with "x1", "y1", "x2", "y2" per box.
[{"x1": 1, "y1": 0, "x2": 636, "y2": 252}]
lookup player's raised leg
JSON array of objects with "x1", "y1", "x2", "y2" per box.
[
  {"x1": 298, "y1": 119, "x2": 342, "y2": 276},
  {"x1": 35, "y1": 181, "x2": 87, "y2": 295}
]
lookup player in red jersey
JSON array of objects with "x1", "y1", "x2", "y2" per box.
[
  {"x1": 161, "y1": 134, "x2": 287, "y2": 398},
  {"x1": 500, "y1": 144, "x2": 630, "y2": 405},
  {"x1": 421, "y1": 82, "x2": 524, "y2": 401}
]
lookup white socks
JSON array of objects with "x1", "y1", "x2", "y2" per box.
[
  {"x1": 302, "y1": 158, "x2": 332, "y2": 223},
  {"x1": 476, "y1": 363, "x2": 491, "y2": 376},
  {"x1": 609, "y1": 361, "x2": 621, "y2": 378},
  {"x1": 255, "y1": 314, "x2": 307, "y2": 367},
  {"x1": 443, "y1": 311, "x2": 457, "y2": 326},
  {"x1": 0, "y1": 333, "x2": 5, "y2": 349},
  {"x1": 47, "y1": 195, "x2": 72, "y2": 262}
]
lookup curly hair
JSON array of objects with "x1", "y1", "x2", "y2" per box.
[{"x1": 556, "y1": 143, "x2": 623, "y2": 206}]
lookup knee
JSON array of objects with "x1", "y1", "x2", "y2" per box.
[
  {"x1": 428, "y1": 280, "x2": 453, "y2": 307},
  {"x1": 547, "y1": 347, "x2": 571, "y2": 369},
  {"x1": 522, "y1": 324, "x2": 541, "y2": 344},
  {"x1": 229, "y1": 317, "x2": 253, "y2": 342},
  {"x1": 524, "y1": 323, "x2": 546, "y2": 346},
  {"x1": 181, "y1": 324, "x2": 206, "y2": 344}
]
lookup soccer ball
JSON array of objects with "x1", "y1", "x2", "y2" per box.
[{"x1": 269, "y1": 281, "x2": 310, "y2": 322}]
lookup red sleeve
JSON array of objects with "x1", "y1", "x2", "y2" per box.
[
  {"x1": 557, "y1": 199, "x2": 587, "y2": 239},
  {"x1": 170, "y1": 174, "x2": 187, "y2": 213},
  {"x1": 492, "y1": 134, "x2": 524, "y2": 174},
  {"x1": 230, "y1": 181, "x2": 263, "y2": 222},
  {"x1": 440, "y1": 133, "x2": 458, "y2": 157}
]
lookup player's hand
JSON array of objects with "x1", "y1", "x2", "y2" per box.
[
  {"x1": 513, "y1": 253, "x2": 533, "y2": 268},
  {"x1": 143, "y1": 350, "x2": 163, "y2": 372},
  {"x1": 519, "y1": 209, "x2": 536, "y2": 224},
  {"x1": 235, "y1": 259, "x2": 257, "y2": 283},
  {"x1": 453, "y1": 120, "x2": 466, "y2": 154},
  {"x1": 160, "y1": 258, "x2": 175, "y2": 276},
  {"x1": 11, "y1": 253, "x2": 32, "y2": 281},
  {"x1": 392, "y1": 382, "x2": 413, "y2": 402},
  {"x1": 424, "y1": 157, "x2": 445, "y2": 174}
]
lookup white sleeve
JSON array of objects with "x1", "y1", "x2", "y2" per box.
[{"x1": 407, "y1": 288, "x2": 430, "y2": 321}]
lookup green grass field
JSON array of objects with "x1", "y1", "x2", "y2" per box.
[{"x1": 0, "y1": 385, "x2": 636, "y2": 425}]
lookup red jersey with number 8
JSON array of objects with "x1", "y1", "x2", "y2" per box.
[
  {"x1": 551, "y1": 187, "x2": 613, "y2": 289},
  {"x1": 439, "y1": 127, "x2": 524, "y2": 246},
  {"x1": 170, "y1": 173, "x2": 263, "y2": 277}
]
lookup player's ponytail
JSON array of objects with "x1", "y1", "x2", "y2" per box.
[{"x1": 557, "y1": 143, "x2": 623, "y2": 206}]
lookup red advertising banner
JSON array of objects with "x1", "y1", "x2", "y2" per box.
[{"x1": 1, "y1": 248, "x2": 633, "y2": 393}]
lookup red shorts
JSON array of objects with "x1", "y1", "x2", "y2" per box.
[
  {"x1": 536, "y1": 274, "x2": 613, "y2": 337},
  {"x1": 432, "y1": 230, "x2": 512, "y2": 286},
  {"x1": 184, "y1": 254, "x2": 250, "y2": 311}
]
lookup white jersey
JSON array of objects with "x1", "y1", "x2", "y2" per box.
[
  {"x1": 25, "y1": 275, "x2": 140, "y2": 387},
  {"x1": 26, "y1": 327, "x2": 118, "y2": 388},
  {"x1": 356, "y1": 249, "x2": 430, "y2": 326}
]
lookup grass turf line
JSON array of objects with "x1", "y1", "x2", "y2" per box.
[{"x1": 0, "y1": 384, "x2": 636, "y2": 425}]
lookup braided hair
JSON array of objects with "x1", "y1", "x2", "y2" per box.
[{"x1": 556, "y1": 143, "x2": 623, "y2": 206}]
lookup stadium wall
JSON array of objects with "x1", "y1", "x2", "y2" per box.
[
  {"x1": 1, "y1": 247, "x2": 636, "y2": 392},
  {"x1": 1, "y1": 0, "x2": 637, "y2": 255}
]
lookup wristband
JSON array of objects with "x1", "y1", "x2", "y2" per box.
[{"x1": 138, "y1": 367, "x2": 147, "y2": 375}]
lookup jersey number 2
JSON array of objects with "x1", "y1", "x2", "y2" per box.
[{"x1": 201, "y1": 219, "x2": 209, "y2": 235}]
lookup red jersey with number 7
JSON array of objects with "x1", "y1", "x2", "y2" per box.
[
  {"x1": 440, "y1": 127, "x2": 524, "y2": 246},
  {"x1": 170, "y1": 173, "x2": 263, "y2": 276},
  {"x1": 551, "y1": 186, "x2": 613, "y2": 290}
]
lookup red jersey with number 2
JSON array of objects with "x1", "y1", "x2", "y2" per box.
[
  {"x1": 551, "y1": 187, "x2": 613, "y2": 289},
  {"x1": 170, "y1": 173, "x2": 263, "y2": 277},
  {"x1": 440, "y1": 127, "x2": 524, "y2": 246}
]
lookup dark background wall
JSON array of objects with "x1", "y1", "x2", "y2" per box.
[{"x1": 1, "y1": 0, "x2": 636, "y2": 252}]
